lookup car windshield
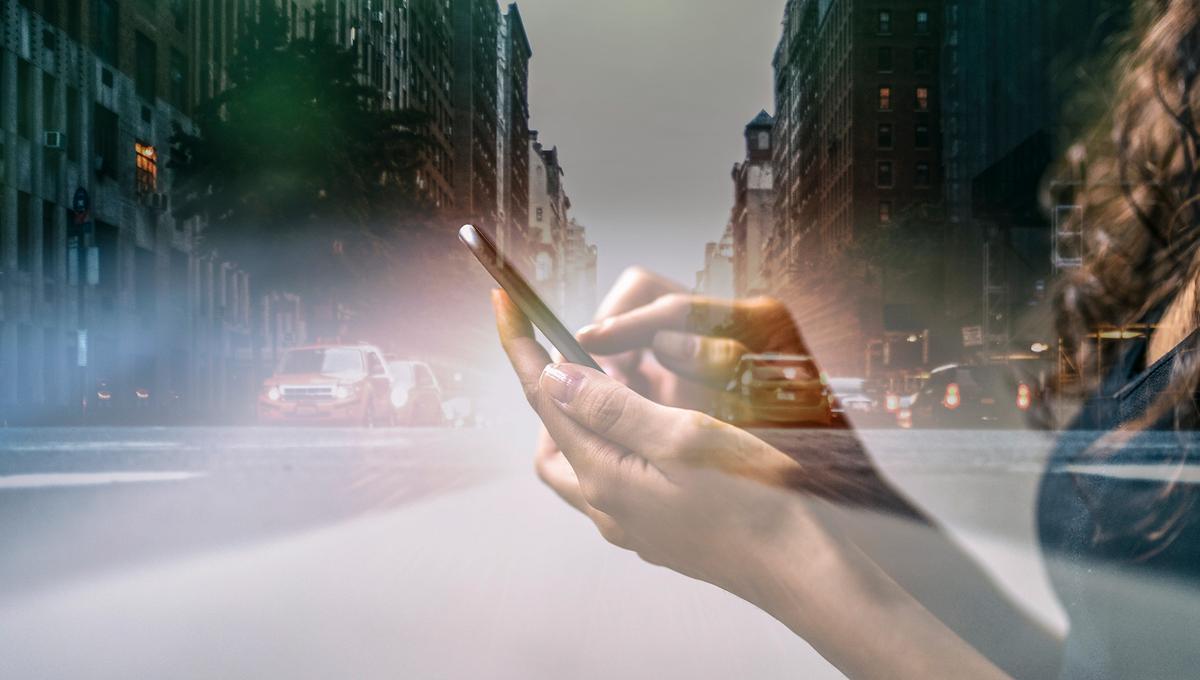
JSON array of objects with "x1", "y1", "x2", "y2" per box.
[
  {"x1": 279, "y1": 349, "x2": 363, "y2": 376},
  {"x1": 749, "y1": 361, "x2": 818, "y2": 382},
  {"x1": 830, "y1": 378, "x2": 867, "y2": 395},
  {"x1": 388, "y1": 363, "x2": 416, "y2": 388}
]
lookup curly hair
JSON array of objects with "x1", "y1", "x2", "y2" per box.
[{"x1": 1056, "y1": 0, "x2": 1200, "y2": 558}]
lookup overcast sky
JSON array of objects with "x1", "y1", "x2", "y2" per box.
[{"x1": 514, "y1": 0, "x2": 788, "y2": 293}]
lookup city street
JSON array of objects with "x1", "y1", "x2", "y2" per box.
[{"x1": 0, "y1": 421, "x2": 1079, "y2": 680}]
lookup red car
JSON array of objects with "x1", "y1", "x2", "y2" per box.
[{"x1": 257, "y1": 345, "x2": 395, "y2": 427}]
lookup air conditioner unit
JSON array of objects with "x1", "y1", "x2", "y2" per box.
[{"x1": 44, "y1": 131, "x2": 65, "y2": 149}]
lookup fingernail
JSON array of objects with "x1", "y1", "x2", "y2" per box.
[
  {"x1": 577, "y1": 324, "x2": 598, "y2": 338},
  {"x1": 543, "y1": 364, "x2": 583, "y2": 405}
]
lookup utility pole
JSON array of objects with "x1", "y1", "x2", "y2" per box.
[
  {"x1": 69, "y1": 186, "x2": 95, "y2": 423},
  {"x1": 982, "y1": 226, "x2": 1010, "y2": 359}
]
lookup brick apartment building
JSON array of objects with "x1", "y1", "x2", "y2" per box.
[{"x1": 768, "y1": 0, "x2": 944, "y2": 375}]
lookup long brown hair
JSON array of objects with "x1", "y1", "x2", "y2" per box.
[{"x1": 1056, "y1": 0, "x2": 1200, "y2": 557}]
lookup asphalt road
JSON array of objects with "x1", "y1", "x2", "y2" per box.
[{"x1": 0, "y1": 422, "x2": 1085, "y2": 679}]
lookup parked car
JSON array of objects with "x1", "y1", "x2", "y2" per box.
[
  {"x1": 387, "y1": 360, "x2": 446, "y2": 426},
  {"x1": 828, "y1": 377, "x2": 890, "y2": 427},
  {"x1": 258, "y1": 345, "x2": 394, "y2": 427},
  {"x1": 723, "y1": 354, "x2": 833, "y2": 427},
  {"x1": 907, "y1": 363, "x2": 1046, "y2": 429},
  {"x1": 85, "y1": 377, "x2": 158, "y2": 425}
]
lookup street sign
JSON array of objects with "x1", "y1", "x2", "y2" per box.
[
  {"x1": 77, "y1": 330, "x2": 88, "y2": 368},
  {"x1": 962, "y1": 325, "x2": 985, "y2": 348},
  {"x1": 72, "y1": 187, "x2": 90, "y2": 214},
  {"x1": 86, "y1": 247, "x2": 100, "y2": 286}
]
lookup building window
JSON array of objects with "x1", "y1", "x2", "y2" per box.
[
  {"x1": 67, "y1": 87, "x2": 81, "y2": 161},
  {"x1": 877, "y1": 123, "x2": 893, "y2": 149},
  {"x1": 93, "y1": 0, "x2": 119, "y2": 65},
  {"x1": 43, "y1": 201, "x2": 57, "y2": 275},
  {"x1": 877, "y1": 161, "x2": 894, "y2": 188},
  {"x1": 17, "y1": 60, "x2": 33, "y2": 139},
  {"x1": 535, "y1": 252, "x2": 553, "y2": 282},
  {"x1": 878, "y1": 10, "x2": 892, "y2": 34},
  {"x1": 916, "y1": 162, "x2": 931, "y2": 187},
  {"x1": 914, "y1": 47, "x2": 931, "y2": 72},
  {"x1": 757, "y1": 131, "x2": 770, "y2": 150},
  {"x1": 915, "y1": 122, "x2": 931, "y2": 148},
  {"x1": 916, "y1": 10, "x2": 930, "y2": 34},
  {"x1": 68, "y1": 0, "x2": 83, "y2": 40},
  {"x1": 916, "y1": 86, "x2": 930, "y2": 111},
  {"x1": 880, "y1": 202, "x2": 893, "y2": 225},
  {"x1": 94, "y1": 105, "x2": 119, "y2": 179},
  {"x1": 136, "y1": 142, "x2": 158, "y2": 195},
  {"x1": 42, "y1": 73, "x2": 56, "y2": 139},
  {"x1": 136, "y1": 32, "x2": 158, "y2": 101},
  {"x1": 878, "y1": 47, "x2": 893, "y2": 72},
  {"x1": 878, "y1": 86, "x2": 892, "y2": 111}
]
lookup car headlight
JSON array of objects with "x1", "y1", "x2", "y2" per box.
[
  {"x1": 391, "y1": 387, "x2": 409, "y2": 409},
  {"x1": 267, "y1": 387, "x2": 281, "y2": 402},
  {"x1": 334, "y1": 385, "x2": 353, "y2": 400}
]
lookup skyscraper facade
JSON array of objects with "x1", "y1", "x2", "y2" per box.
[
  {"x1": 768, "y1": 0, "x2": 945, "y2": 374},
  {"x1": 449, "y1": 0, "x2": 500, "y2": 231}
]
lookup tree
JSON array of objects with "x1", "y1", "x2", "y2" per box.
[{"x1": 170, "y1": 1, "x2": 432, "y2": 300}]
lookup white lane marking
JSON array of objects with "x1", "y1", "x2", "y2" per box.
[
  {"x1": 225, "y1": 438, "x2": 414, "y2": 450},
  {"x1": 1, "y1": 441, "x2": 187, "y2": 452},
  {"x1": 1062, "y1": 464, "x2": 1200, "y2": 483},
  {"x1": 0, "y1": 472, "x2": 204, "y2": 490}
]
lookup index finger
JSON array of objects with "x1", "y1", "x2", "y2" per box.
[
  {"x1": 592, "y1": 266, "x2": 686, "y2": 322},
  {"x1": 578, "y1": 294, "x2": 804, "y2": 357}
]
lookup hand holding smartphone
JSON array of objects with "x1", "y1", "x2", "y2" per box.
[{"x1": 459, "y1": 225, "x2": 605, "y2": 373}]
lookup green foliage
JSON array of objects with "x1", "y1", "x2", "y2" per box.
[{"x1": 170, "y1": 1, "x2": 432, "y2": 297}]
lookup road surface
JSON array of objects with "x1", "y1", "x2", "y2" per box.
[{"x1": 0, "y1": 422, "x2": 1079, "y2": 679}]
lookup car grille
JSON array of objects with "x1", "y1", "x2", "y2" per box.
[{"x1": 281, "y1": 386, "x2": 336, "y2": 402}]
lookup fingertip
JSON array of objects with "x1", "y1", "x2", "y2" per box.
[
  {"x1": 652, "y1": 330, "x2": 699, "y2": 360},
  {"x1": 575, "y1": 318, "x2": 613, "y2": 350}
]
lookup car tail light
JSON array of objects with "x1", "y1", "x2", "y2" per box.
[
  {"x1": 942, "y1": 383, "x2": 961, "y2": 410},
  {"x1": 1017, "y1": 383, "x2": 1032, "y2": 411},
  {"x1": 885, "y1": 393, "x2": 900, "y2": 413}
]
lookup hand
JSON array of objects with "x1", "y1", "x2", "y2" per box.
[
  {"x1": 533, "y1": 269, "x2": 912, "y2": 517},
  {"x1": 494, "y1": 290, "x2": 1013, "y2": 680},
  {"x1": 576, "y1": 268, "x2": 807, "y2": 414},
  {"x1": 494, "y1": 289, "x2": 838, "y2": 598}
]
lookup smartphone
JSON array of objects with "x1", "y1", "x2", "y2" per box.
[{"x1": 459, "y1": 224, "x2": 604, "y2": 373}]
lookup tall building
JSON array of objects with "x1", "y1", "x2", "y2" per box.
[
  {"x1": 277, "y1": 2, "x2": 450, "y2": 208},
  {"x1": 696, "y1": 228, "x2": 735, "y2": 300},
  {"x1": 731, "y1": 110, "x2": 775, "y2": 298},
  {"x1": 403, "y1": 0, "x2": 455, "y2": 210},
  {"x1": 768, "y1": 0, "x2": 944, "y2": 374},
  {"x1": 562, "y1": 217, "x2": 597, "y2": 330},
  {"x1": 495, "y1": 3, "x2": 531, "y2": 264},
  {"x1": 528, "y1": 130, "x2": 571, "y2": 311},
  {"x1": 1, "y1": 0, "x2": 255, "y2": 422},
  {"x1": 449, "y1": 0, "x2": 500, "y2": 232},
  {"x1": 941, "y1": 0, "x2": 1133, "y2": 355}
]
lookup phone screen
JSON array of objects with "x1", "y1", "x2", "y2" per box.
[{"x1": 459, "y1": 225, "x2": 604, "y2": 373}]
